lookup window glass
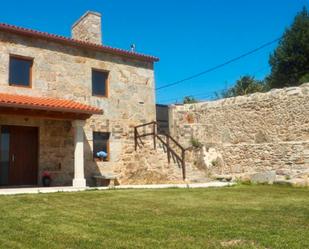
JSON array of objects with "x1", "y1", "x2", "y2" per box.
[
  {"x1": 9, "y1": 57, "x2": 32, "y2": 87},
  {"x1": 92, "y1": 70, "x2": 108, "y2": 96},
  {"x1": 0, "y1": 127, "x2": 10, "y2": 185},
  {"x1": 93, "y1": 132, "x2": 110, "y2": 161}
]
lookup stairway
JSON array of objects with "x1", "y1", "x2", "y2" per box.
[
  {"x1": 156, "y1": 141, "x2": 210, "y2": 183},
  {"x1": 133, "y1": 121, "x2": 211, "y2": 184}
]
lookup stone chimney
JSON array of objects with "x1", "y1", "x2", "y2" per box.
[{"x1": 72, "y1": 11, "x2": 102, "y2": 45}]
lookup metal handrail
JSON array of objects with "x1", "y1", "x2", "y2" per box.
[
  {"x1": 134, "y1": 121, "x2": 156, "y2": 129},
  {"x1": 134, "y1": 121, "x2": 186, "y2": 180}
]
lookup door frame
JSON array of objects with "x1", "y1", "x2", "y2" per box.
[{"x1": 0, "y1": 125, "x2": 39, "y2": 187}]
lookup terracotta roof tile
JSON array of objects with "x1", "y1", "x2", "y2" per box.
[
  {"x1": 0, "y1": 93, "x2": 103, "y2": 115},
  {"x1": 0, "y1": 23, "x2": 159, "y2": 62}
]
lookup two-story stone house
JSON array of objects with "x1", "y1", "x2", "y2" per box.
[{"x1": 0, "y1": 11, "x2": 159, "y2": 188}]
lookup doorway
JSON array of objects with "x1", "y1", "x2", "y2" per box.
[{"x1": 0, "y1": 125, "x2": 39, "y2": 187}]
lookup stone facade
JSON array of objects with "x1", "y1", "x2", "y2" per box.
[
  {"x1": 0, "y1": 15, "x2": 157, "y2": 186},
  {"x1": 170, "y1": 84, "x2": 309, "y2": 183},
  {"x1": 72, "y1": 11, "x2": 102, "y2": 44}
]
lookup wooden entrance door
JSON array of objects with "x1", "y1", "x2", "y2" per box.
[{"x1": 0, "y1": 126, "x2": 38, "y2": 186}]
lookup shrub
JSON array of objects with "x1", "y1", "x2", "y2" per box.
[{"x1": 190, "y1": 137, "x2": 203, "y2": 148}]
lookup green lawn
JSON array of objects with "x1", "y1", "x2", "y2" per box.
[{"x1": 0, "y1": 185, "x2": 308, "y2": 249}]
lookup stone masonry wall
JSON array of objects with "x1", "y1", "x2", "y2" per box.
[
  {"x1": 118, "y1": 137, "x2": 210, "y2": 184},
  {"x1": 0, "y1": 30, "x2": 156, "y2": 186},
  {"x1": 170, "y1": 84, "x2": 309, "y2": 178},
  {"x1": 72, "y1": 11, "x2": 102, "y2": 45},
  {"x1": 120, "y1": 139, "x2": 184, "y2": 184}
]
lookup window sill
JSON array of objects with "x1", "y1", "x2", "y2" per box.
[
  {"x1": 92, "y1": 94, "x2": 108, "y2": 98},
  {"x1": 9, "y1": 83, "x2": 32, "y2": 88},
  {"x1": 94, "y1": 158, "x2": 109, "y2": 162}
]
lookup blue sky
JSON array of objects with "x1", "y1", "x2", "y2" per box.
[{"x1": 0, "y1": 0, "x2": 308, "y2": 104}]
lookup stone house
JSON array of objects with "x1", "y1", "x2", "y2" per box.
[{"x1": 0, "y1": 11, "x2": 159, "y2": 188}]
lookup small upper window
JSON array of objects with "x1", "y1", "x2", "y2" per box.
[
  {"x1": 92, "y1": 69, "x2": 108, "y2": 97},
  {"x1": 93, "y1": 132, "x2": 110, "y2": 161},
  {"x1": 9, "y1": 56, "x2": 33, "y2": 87}
]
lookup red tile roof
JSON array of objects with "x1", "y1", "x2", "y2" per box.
[
  {"x1": 0, "y1": 22, "x2": 159, "y2": 62},
  {"x1": 0, "y1": 93, "x2": 103, "y2": 115}
]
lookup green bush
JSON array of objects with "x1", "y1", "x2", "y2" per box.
[{"x1": 190, "y1": 137, "x2": 203, "y2": 148}]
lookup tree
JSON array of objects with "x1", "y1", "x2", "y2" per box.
[
  {"x1": 299, "y1": 73, "x2": 309, "y2": 84},
  {"x1": 268, "y1": 7, "x2": 309, "y2": 88},
  {"x1": 216, "y1": 75, "x2": 266, "y2": 98},
  {"x1": 183, "y1": 96, "x2": 198, "y2": 104}
]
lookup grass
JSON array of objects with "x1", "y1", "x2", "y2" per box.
[{"x1": 0, "y1": 185, "x2": 308, "y2": 249}]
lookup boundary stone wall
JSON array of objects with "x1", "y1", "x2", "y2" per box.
[{"x1": 170, "y1": 83, "x2": 309, "y2": 177}]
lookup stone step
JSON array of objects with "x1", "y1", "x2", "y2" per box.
[
  {"x1": 213, "y1": 175, "x2": 233, "y2": 182},
  {"x1": 188, "y1": 178, "x2": 211, "y2": 183},
  {"x1": 133, "y1": 138, "x2": 210, "y2": 184}
]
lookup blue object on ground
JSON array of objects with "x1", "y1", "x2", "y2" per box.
[{"x1": 96, "y1": 151, "x2": 108, "y2": 158}]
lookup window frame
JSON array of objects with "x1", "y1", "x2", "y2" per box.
[
  {"x1": 93, "y1": 131, "x2": 110, "y2": 162},
  {"x1": 91, "y1": 68, "x2": 109, "y2": 98},
  {"x1": 9, "y1": 54, "x2": 34, "y2": 88}
]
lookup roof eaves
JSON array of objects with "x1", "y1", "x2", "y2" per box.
[
  {"x1": 0, "y1": 93, "x2": 103, "y2": 115},
  {"x1": 0, "y1": 23, "x2": 159, "y2": 62}
]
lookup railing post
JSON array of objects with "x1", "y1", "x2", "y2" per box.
[
  {"x1": 166, "y1": 135, "x2": 170, "y2": 164},
  {"x1": 153, "y1": 122, "x2": 156, "y2": 150},
  {"x1": 134, "y1": 127, "x2": 137, "y2": 151},
  {"x1": 181, "y1": 149, "x2": 186, "y2": 181}
]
